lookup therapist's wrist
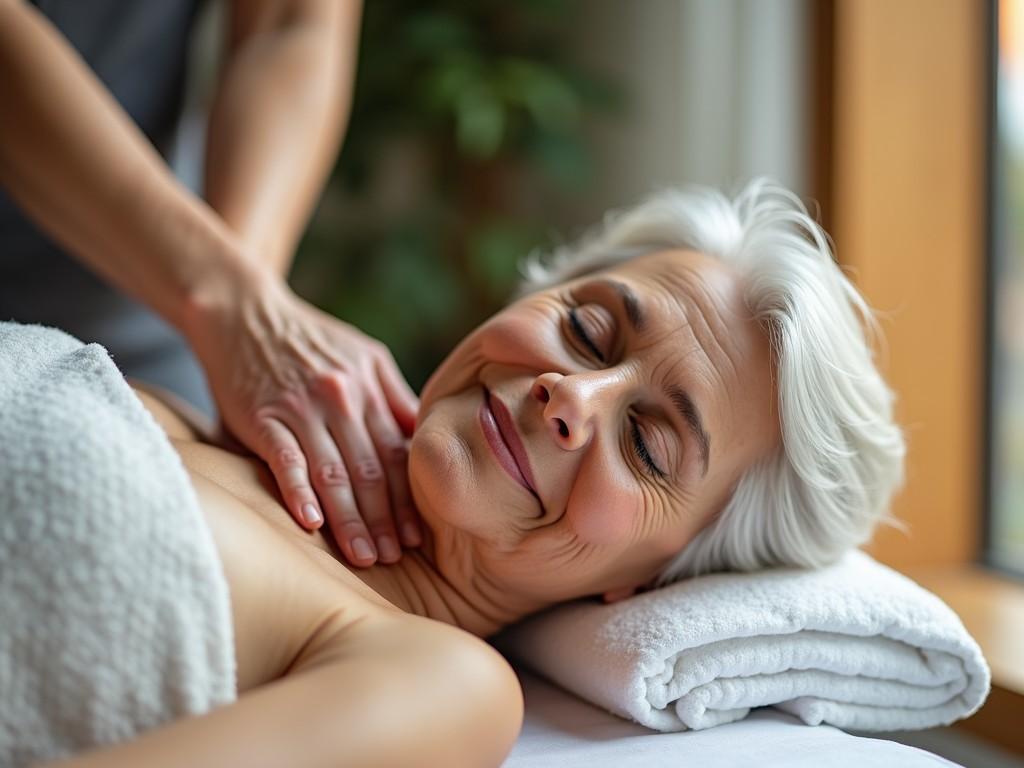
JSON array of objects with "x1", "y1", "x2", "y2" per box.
[{"x1": 178, "y1": 241, "x2": 282, "y2": 348}]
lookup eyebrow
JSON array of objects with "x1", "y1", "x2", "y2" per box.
[
  {"x1": 598, "y1": 278, "x2": 711, "y2": 477},
  {"x1": 597, "y1": 278, "x2": 645, "y2": 332}
]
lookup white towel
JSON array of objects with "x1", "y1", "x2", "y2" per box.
[
  {"x1": 494, "y1": 550, "x2": 989, "y2": 733},
  {"x1": 0, "y1": 323, "x2": 236, "y2": 767}
]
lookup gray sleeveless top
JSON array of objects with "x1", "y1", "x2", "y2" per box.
[{"x1": 0, "y1": 0, "x2": 214, "y2": 416}]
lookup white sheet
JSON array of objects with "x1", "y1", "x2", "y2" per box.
[{"x1": 502, "y1": 667, "x2": 961, "y2": 768}]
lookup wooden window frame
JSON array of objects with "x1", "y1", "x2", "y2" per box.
[{"x1": 814, "y1": 0, "x2": 1023, "y2": 753}]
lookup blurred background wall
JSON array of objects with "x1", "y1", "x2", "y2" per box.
[
  {"x1": 174, "y1": 0, "x2": 811, "y2": 389},
  {"x1": 553, "y1": 0, "x2": 809, "y2": 228},
  {"x1": 288, "y1": 0, "x2": 810, "y2": 390}
]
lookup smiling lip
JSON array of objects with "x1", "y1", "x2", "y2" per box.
[{"x1": 479, "y1": 389, "x2": 540, "y2": 499}]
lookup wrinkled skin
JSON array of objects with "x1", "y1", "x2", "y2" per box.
[{"x1": 409, "y1": 249, "x2": 781, "y2": 607}]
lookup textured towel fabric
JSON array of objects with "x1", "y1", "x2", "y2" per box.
[
  {"x1": 0, "y1": 323, "x2": 236, "y2": 766},
  {"x1": 494, "y1": 550, "x2": 989, "y2": 733}
]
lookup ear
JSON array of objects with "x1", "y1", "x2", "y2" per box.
[{"x1": 601, "y1": 585, "x2": 639, "y2": 604}]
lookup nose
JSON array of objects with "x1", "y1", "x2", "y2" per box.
[{"x1": 531, "y1": 370, "x2": 624, "y2": 451}]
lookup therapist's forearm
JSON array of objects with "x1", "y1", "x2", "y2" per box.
[
  {"x1": 204, "y1": 0, "x2": 362, "y2": 277},
  {"x1": 0, "y1": 1, "x2": 260, "y2": 332}
]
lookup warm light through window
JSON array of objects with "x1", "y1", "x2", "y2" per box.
[{"x1": 990, "y1": 0, "x2": 1024, "y2": 573}]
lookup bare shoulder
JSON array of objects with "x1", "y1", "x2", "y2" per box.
[
  {"x1": 178, "y1": 458, "x2": 402, "y2": 692},
  {"x1": 188, "y1": 457, "x2": 524, "y2": 761},
  {"x1": 290, "y1": 607, "x2": 525, "y2": 767},
  {"x1": 50, "y1": 586, "x2": 523, "y2": 768},
  {"x1": 127, "y1": 383, "x2": 399, "y2": 691},
  {"x1": 129, "y1": 381, "x2": 214, "y2": 443}
]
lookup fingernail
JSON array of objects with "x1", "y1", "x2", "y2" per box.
[
  {"x1": 352, "y1": 537, "x2": 375, "y2": 561},
  {"x1": 302, "y1": 504, "x2": 322, "y2": 526},
  {"x1": 377, "y1": 535, "x2": 400, "y2": 562},
  {"x1": 401, "y1": 521, "x2": 421, "y2": 546}
]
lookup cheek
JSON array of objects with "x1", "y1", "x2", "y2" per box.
[
  {"x1": 564, "y1": 460, "x2": 641, "y2": 546},
  {"x1": 478, "y1": 304, "x2": 564, "y2": 367},
  {"x1": 420, "y1": 303, "x2": 553, "y2": 410},
  {"x1": 419, "y1": 331, "x2": 488, "y2": 413}
]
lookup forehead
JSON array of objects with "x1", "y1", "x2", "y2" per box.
[{"x1": 600, "y1": 249, "x2": 744, "y2": 311}]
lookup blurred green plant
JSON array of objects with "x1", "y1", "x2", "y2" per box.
[{"x1": 291, "y1": 0, "x2": 619, "y2": 390}]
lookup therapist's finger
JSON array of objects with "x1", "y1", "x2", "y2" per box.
[
  {"x1": 374, "y1": 350, "x2": 419, "y2": 436},
  {"x1": 286, "y1": 418, "x2": 380, "y2": 568},
  {"x1": 327, "y1": 411, "x2": 402, "y2": 565},
  {"x1": 255, "y1": 417, "x2": 323, "y2": 531},
  {"x1": 365, "y1": 405, "x2": 421, "y2": 548}
]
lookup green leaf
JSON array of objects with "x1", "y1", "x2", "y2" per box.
[
  {"x1": 499, "y1": 59, "x2": 581, "y2": 131},
  {"x1": 422, "y1": 53, "x2": 483, "y2": 113},
  {"x1": 455, "y1": 85, "x2": 505, "y2": 157}
]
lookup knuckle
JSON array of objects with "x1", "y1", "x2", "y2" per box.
[
  {"x1": 273, "y1": 447, "x2": 305, "y2": 470},
  {"x1": 315, "y1": 461, "x2": 351, "y2": 487},
  {"x1": 253, "y1": 406, "x2": 277, "y2": 424},
  {"x1": 315, "y1": 370, "x2": 350, "y2": 400},
  {"x1": 275, "y1": 389, "x2": 309, "y2": 416},
  {"x1": 363, "y1": 395, "x2": 384, "y2": 417},
  {"x1": 352, "y1": 458, "x2": 385, "y2": 486},
  {"x1": 253, "y1": 406, "x2": 288, "y2": 431},
  {"x1": 254, "y1": 421, "x2": 278, "y2": 448},
  {"x1": 383, "y1": 442, "x2": 408, "y2": 466},
  {"x1": 315, "y1": 374, "x2": 356, "y2": 415}
]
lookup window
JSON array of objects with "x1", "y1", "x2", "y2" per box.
[{"x1": 988, "y1": 0, "x2": 1024, "y2": 575}]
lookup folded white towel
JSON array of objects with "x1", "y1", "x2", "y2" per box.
[
  {"x1": 0, "y1": 323, "x2": 236, "y2": 767},
  {"x1": 494, "y1": 550, "x2": 989, "y2": 733}
]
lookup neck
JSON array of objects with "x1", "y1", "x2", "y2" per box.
[{"x1": 341, "y1": 525, "x2": 548, "y2": 638}]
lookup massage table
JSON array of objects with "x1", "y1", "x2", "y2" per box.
[{"x1": 503, "y1": 667, "x2": 960, "y2": 767}]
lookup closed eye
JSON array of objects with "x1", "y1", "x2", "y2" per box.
[
  {"x1": 630, "y1": 417, "x2": 666, "y2": 478},
  {"x1": 568, "y1": 307, "x2": 606, "y2": 363}
]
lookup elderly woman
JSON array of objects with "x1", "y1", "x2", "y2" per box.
[{"x1": 41, "y1": 181, "x2": 902, "y2": 768}]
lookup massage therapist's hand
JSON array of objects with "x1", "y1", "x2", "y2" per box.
[{"x1": 185, "y1": 271, "x2": 423, "y2": 567}]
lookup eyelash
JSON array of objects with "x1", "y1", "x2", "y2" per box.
[
  {"x1": 568, "y1": 307, "x2": 606, "y2": 363},
  {"x1": 567, "y1": 305, "x2": 665, "y2": 479},
  {"x1": 630, "y1": 417, "x2": 666, "y2": 478}
]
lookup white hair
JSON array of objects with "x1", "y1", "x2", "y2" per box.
[{"x1": 517, "y1": 179, "x2": 906, "y2": 584}]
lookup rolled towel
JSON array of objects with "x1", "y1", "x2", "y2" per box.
[
  {"x1": 0, "y1": 323, "x2": 236, "y2": 766},
  {"x1": 494, "y1": 550, "x2": 990, "y2": 732}
]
